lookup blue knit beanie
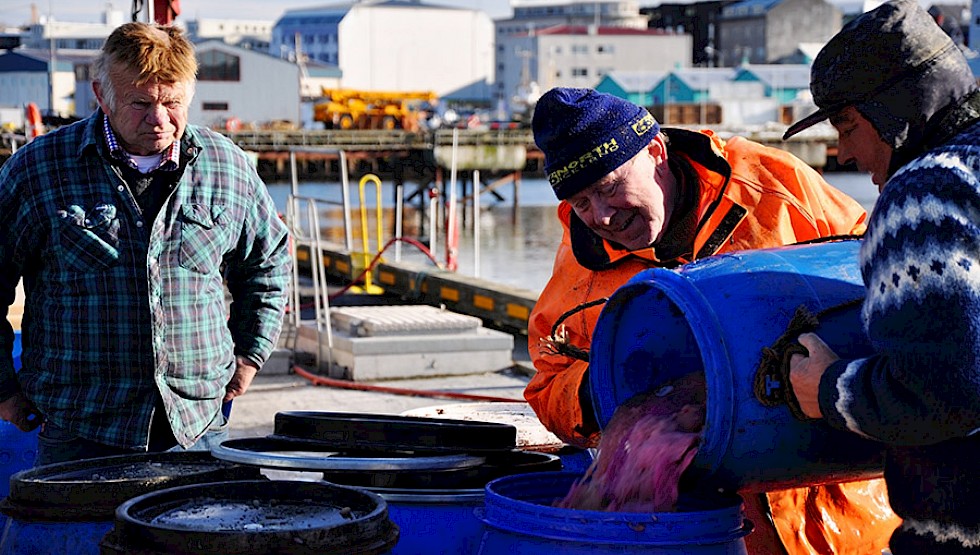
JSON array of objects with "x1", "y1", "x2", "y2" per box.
[{"x1": 532, "y1": 87, "x2": 660, "y2": 200}]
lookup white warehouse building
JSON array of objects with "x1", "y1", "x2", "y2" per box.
[
  {"x1": 189, "y1": 40, "x2": 341, "y2": 129},
  {"x1": 271, "y1": 0, "x2": 495, "y2": 102}
]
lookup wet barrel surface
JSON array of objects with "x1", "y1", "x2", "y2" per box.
[{"x1": 100, "y1": 479, "x2": 399, "y2": 555}]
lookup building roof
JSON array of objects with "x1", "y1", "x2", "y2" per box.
[
  {"x1": 604, "y1": 70, "x2": 667, "y2": 92},
  {"x1": 736, "y1": 63, "x2": 811, "y2": 89},
  {"x1": 669, "y1": 67, "x2": 736, "y2": 90},
  {"x1": 722, "y1": 0, "x2": 784, "y2": 17},
  {"x1": 0, "y1": 48, "x2": 93, "y2": 72},
  {"x1": 279, "y1": 0, "x2": 466, "y2": 22}
]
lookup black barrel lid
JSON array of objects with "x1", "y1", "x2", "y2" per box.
[
  {"x1": 103, "y1": 479, "x2": 399, "y2": 555},
  {"x1": 1, "y1": 451, "x2": 263, "y2": 521},
  {"x1": 211, "y1": 436, "x2": 487, "y2": 472},
  {"x1": 273, "y1": 411, "x2": 518, "y2": 454}
]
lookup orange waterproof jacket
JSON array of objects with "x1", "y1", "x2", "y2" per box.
[{"x1": 525, "y1": 129, "x2": 899, "y2": 555}]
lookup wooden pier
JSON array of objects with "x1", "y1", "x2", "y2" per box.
[
  {"x1": 216, "y1": 126, "x2": 835, "y2": 183},
  {"x1": 2, "y1": 126, "x2": 837, "y2": 181}
]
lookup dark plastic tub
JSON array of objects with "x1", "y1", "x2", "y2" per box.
[
  {"x1": 0, "y1": 451, "x2": 263, "y2": 555},
  {"x1": 99, "y1": 479, "x2": 399, "y2": 555}
]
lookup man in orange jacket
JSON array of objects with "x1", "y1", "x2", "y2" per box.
[{"x1": 526, "y1": 87, "x2": 900, "y2": 555}]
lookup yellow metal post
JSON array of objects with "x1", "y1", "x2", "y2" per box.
[{"x1": 350, "y1": 173, "x2": 385, "y2": 295}]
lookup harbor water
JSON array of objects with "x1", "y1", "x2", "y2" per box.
[{"x1": 266, "y1": 173, "x2": 877, "y2": 295}]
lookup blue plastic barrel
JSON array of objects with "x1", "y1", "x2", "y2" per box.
[
  {"x1": 478, "y1": 471, "x2": 751, "y2": 554},
  {"x1": 369, "y1": 487, "x2": 485, "y2": 555},
  {"x1": 589, "y1": 240, "x2": 883, "y2": 493},
  {"x1": 0, "y1": 331, "x2": 39, "y2": 534}
]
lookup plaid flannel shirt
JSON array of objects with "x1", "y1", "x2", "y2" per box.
[{"x1": 0, "y1": 111, "x2": 291, "y2": 449}]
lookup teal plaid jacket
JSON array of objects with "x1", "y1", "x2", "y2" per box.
[{"x1": 0, "y1": 112, "x2": 291, "y2": 449}]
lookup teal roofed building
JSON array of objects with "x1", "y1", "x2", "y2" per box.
[
  {"x1": 732, "y1": 64, "x2": 810, "y2": 103},
  {"x1": 594, "y1": 70, "x2": 667, "y2": 106},
  {"x1": 651, "y1": 67, "x2": 734, "y2": 104}
]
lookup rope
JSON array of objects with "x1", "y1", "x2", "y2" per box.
[
  {"x1": 753, "y1": 298, "x2": 864, "y2": 420},
  {"x1": 538, "y1": 297, "x2": 609, "y2": 363}
]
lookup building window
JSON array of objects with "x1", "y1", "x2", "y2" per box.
[
  {"x1": 198, "y1": 50, "x2": 240, "y2": 81},
  {"x1": 597, "y1": 44, "x2": 614, "y2": 54},
  {"x1": 571, "y1": 44, "x2": 588, "y2": 54},
  {"x1": 571, "y1": 67, "x2": 588, "y2": 76},
  {"x1": 202, "y1": 102, "x2": 229, "y2": 111}
]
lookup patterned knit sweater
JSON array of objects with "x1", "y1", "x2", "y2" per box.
[{"x1": 818, "y1": 120, "x2": 980, "y2": 552}]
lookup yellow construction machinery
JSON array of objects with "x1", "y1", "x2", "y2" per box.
[{"x1": 313, "y1": 88, "x2": 438, "y2": 131}]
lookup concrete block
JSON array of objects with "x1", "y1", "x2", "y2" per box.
[{"x1": 295, "y1": 305, "x2": 515, "y2": 381}]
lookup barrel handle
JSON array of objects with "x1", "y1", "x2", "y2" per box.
[{"x1": 753, "y1": 299, "x2": 863, "y2": 419}]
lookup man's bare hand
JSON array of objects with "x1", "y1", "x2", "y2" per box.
[
  {"x1": 789, "y1": 332, "x2": 840, "y2": 419},
  {"x1": 0, "y1": 393, "x2": 42, "y2": 432},
  {"x1": 223, "y1": 356, "x2": 259, "y2": 402}
]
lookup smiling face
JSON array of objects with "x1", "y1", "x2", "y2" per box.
[
  {"x1": 830, "y1": 106, "x2": 894, "y2": 190},
  {"x1": 94, "y1": 67, "x2": 191, "y2": 156},
  {"x1": 566, "y1": 136, "x2": 677, "y2": 251}
]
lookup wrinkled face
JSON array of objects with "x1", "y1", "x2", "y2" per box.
[
  {"x1": 830, "y1": 106, "x2": 893, "y2": 191},
  {"x1": 566, "y1": 139, "x2": 675, "y2": 251},
  {"x1": 94, "y1": 68, "x2": 191, "y2": 156}
]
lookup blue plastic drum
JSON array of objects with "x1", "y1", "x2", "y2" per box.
[
  {"x1": 1, "y1": 331, "x2": 39, "y2": 533},
  {"x1": 478, "y1": 471, "x2": 751, "y2": 554},
  {"x1": 589, "y1": 240, "x2": 883, "y2": 492}
]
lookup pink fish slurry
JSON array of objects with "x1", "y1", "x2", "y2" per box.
[{"x1": 557, "y1": 373, "x2": 706, "y2": 512}]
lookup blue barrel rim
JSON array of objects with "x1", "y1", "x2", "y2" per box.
[
  {"x1": 480, "y1": 471, "x2": 751, "y2": 546},
  {"x1": 367, "y1": 486, "x2": 486, "y2": 503}
]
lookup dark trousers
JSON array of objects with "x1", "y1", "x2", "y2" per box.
[{"x1": 33, "y1": 400, "x2": 228, "y2": 467}]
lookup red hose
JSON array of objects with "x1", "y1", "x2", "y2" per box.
[{"x1": 292, "y1": 365, "x2": 520, "y2": 403}]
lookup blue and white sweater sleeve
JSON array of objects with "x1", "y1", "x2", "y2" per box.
[{"x1": 818, "y1": 146, "x2": 980, "y2": 446}]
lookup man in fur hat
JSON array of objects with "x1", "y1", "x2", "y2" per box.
[{"x1": 788, "y1": 0, "x2": 980, "y2": 553}]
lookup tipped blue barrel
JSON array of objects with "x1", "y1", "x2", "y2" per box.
[
  {"x1": 589, "y1": 240, "x2": 883, "y2": 492},
  {"x1": 478, "y1": 471, "x2": 751, "y2": 554},
  {"x1": 1, "y1": 331, "x2": 39, "y2": 534}
]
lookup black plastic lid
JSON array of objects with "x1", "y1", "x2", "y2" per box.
[
  {"x1": 103, "y1": 479, "x2": 399, "y2": 555},
  {"x1": 273, "y1": 411, "x2": 518, "y2": 454}
]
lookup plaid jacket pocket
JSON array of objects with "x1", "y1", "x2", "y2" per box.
[
  {"x1": 178, "y1": 203, "x2": 228, "y2": 274},
  {"x1": 56, "y1": 204, "x2": 120, "y2": 272}
]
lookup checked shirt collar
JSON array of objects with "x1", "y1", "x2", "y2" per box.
[{"x1": 102, "y1": 113, "x2": 180, "y2": 172}]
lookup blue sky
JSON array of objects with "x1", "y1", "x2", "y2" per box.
[
  {"x1": 3, "y1": 0, "x2": 515, "y2": 27},
  {"x1": 2, "y1": 0, "x2": 927, "y2": 29}
]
